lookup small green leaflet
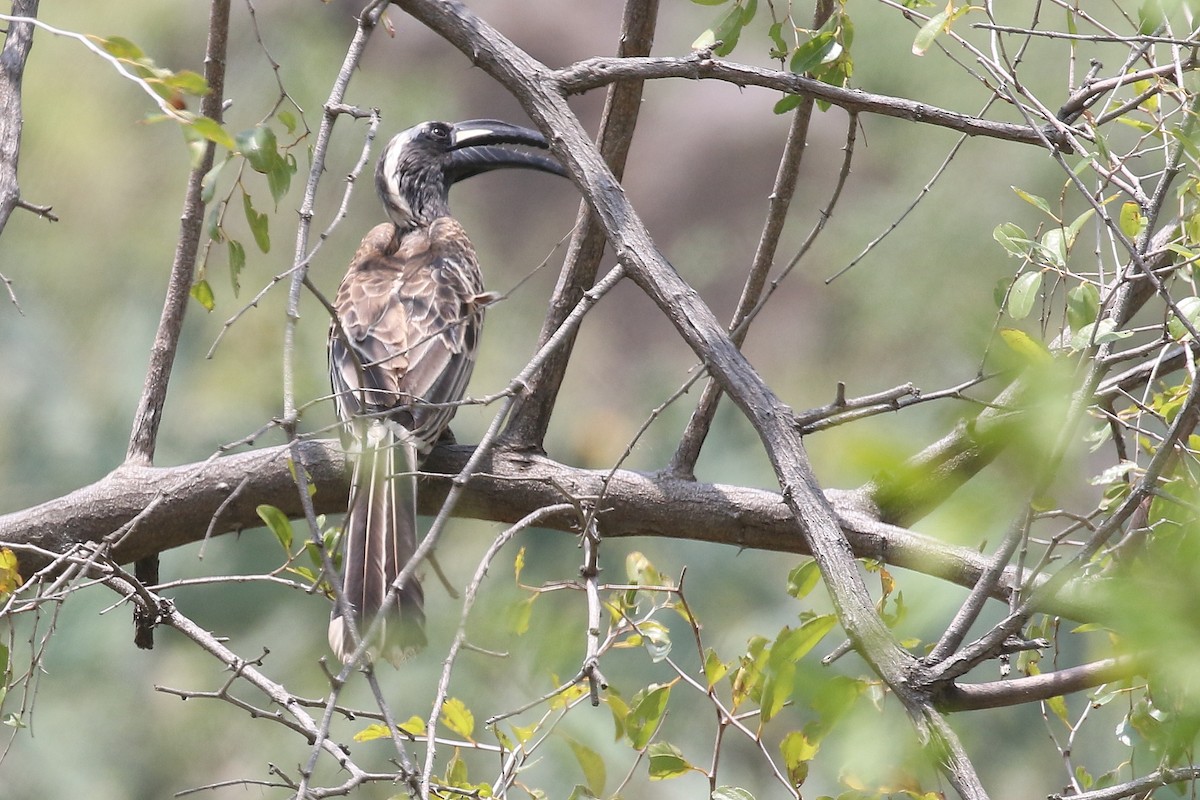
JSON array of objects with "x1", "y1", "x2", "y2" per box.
[
  {"x1": 189, "y1": 278, "x2": 215, "y2": 311},
  {"x1": 564, "y1": 736, "x2": 606, "y2": 795},
  {"x1": 1006, "y1": 271, "x2": 1042, "y2": 320},
  {"x1": 256, "y1": 504, "x2": 293, "y2": 551},
  {"x1": 242, "y1": 191, "x2": 270, "y2": 253},
  {"x1": 786, "y1": 559, "x2": 821, "y2": 598},
  {"x1": 626, "y1": 684, "x2": 671, "y2": 750},
  {"x1": 228, "y1": 239, "x2": 245, "y2": 297},
  {"x1": 912, "y1": 2, "x2": 970, "y2": 56},
  {"x1": 1011, "y1": 185, "x2": 1056, "y2": 219},
  {"x1": 1119, "y1": 201, "x2": 1145, "y2": 240},
  {"x1": 1066, "y1": 283, "x2": 1100, "y2": 331},
  {"x1": 647, "y1": 741, "x2": 693, "y2": 780}
]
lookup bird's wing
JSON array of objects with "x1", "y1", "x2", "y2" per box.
[{"x1": 330, "y1": 218, "x2": 486, "y2": 450}]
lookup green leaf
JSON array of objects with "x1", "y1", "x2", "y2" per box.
[
  {"x1": 278, "y1": 110, "x2": 298, "y2": 134},
  {"x1": 1006, "y1": 271, "x2": 1042, "y2": 320},
  {"x1": 256, "y1": 504, "x2": 293, "y2": 551},
  {"x1": 703, "y1": 647, "x2": 728, "y2": 688},
  {"x1": 1067, "y1": 283, "x2": 1100, "y2": 331},
  {"x1": 205, "y1": 202, "x2": 223, "y2": 243},
  {"x1": 565, "y1": 736, "x2": 606, "y2": 795},
  {"x1": 242, "y1": 191, "x2": 271, "y2": 253},
  {"x1": 236, "y1": 124, "x2": 280, "y2": 175},
  {"x1": 911, "y1": 5, "x2": 951, "y2": 56},
  {"x1": 445, "y1": 750, "x2": 469, "y2": 786},
  {"x1": 786, "y1": 559, "x2": 821, "y2": 598},
  {"x1": 511, "y1": 721, "x2": 538, "y2": 745},
  {"x1": 93, "y1": 35, "x2": 145, "y2": 61},
  {"x1": 768, "y1": 21, "x2": 788, "y2": 58},
  {"x1": 809, "y1": 676, "x2": 867, "y2": 743},
  {"x1": 647, "y1": 741, "x2": 692, "y2": 780},
  {"x1": 730, "y1": 635, "x2": 769, "y2": 711},
  {"x1": 1092, "y1": 318, "x2": 1133, "y2": 344},
  {"x1": 780, "y1": 730, "x2": 819, "y2": 786},
  {"x1": 606, "y1": 691, "x2": 629, "y2": 742},
  {"x1": 565, "y1": 787, "x2": 599, "y2": 800},
  {"x1": 189, "y1": 278, "x2": 215, "y2": 311},
  {"x1": 353, "y1": 723, "x2": 391, "y2": 742},
  {"x1": 773, "y1": 94, "x2": 803, "y2": 115},
  {"x1": 228, "y1": 239, "x2": 245, "y2": 297},
  {"x1": 1046, "y1": 692, "x2": 1070, "y2": 725},
  {"x1": 789, "y1": 31, "x2": 836, "y2": 74},
  {"x1": 1071, "y1": 318, "x2": 1132, "y2": 350},
  {"x1": 201, "y1": 157, "x2": 230, "y2": 204},
  {"x1": 760, "y1": 660, "x2": 794, "y2": 723},
  {"x1": 187, "y1": 115, "x2": 236, "y2": 150},
  {"x1": 1064, "y1": 208, "x2": 1095, "y2": 247},
  {"x1": 1012, "y1": 186, "x2": 1056, "y2": 219},
  {"x1": 440, "y1": 697, "x2": 476, "y2": 740},
  {"x1": 165, "y1": 69, "x2": 209, "y2": 97},
  {"x1": 993, "y1": 222, "x2": 1030, "y2": 257},
  {"x1": 693, "y1": 4, "x2": 746, "y2": 56},
  {"x1": 1169, "y1": 296, "x2": 1200, "y2": 340},
  {"x1": 507, "y1": 593, "x2": 537, "y2": 635},
  {"x1": 1040, "y1": 228, "x2": 1067, "y2": 268},
  {"x1": 1119, "y1": 201, "x2": 1145, "y2": 240},
  {"x1": 769, "y1": 614, "x2": 837, "y2": 665},
  {"x1": 690, "y1": 0, "x2": 730, "y2": 4},
  {"x1": 625, "y1": 551, "x2": 669, "y2": 587},
  {"x1": 626, "y1": 684, "x2": 671, "y2": 750},
  {"x1": 711, "y1": 788, "x2": 756, "y2": 800},
  {"x1": 267, "y1": 156, "x2": 294, "y2": 207}
]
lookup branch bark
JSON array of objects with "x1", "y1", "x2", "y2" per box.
[
  {"x1": 0, "y1": 439, "x2": 1108, "y2": 625},
  {"x1": 0, "y1": 0, "x2": 40, "y2": 243},
  {"x1": 555, "y1": 54, "x2": 1068, "y2": 150},
  {"x1": 501, "y1": 0, "x2": 658, "y2": 450}
]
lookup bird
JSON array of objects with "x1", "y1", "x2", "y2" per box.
[{"x1": 327, "y1": 119, "x2": 565, "y2": 665}]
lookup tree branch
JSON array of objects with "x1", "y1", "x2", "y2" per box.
[
  {"x1": 554, "y1": 54, "x2": 1068, "y2": 151},
  {"x1": 0, "y1": 0, "x2": 41, "y2": 245},
  {"x1": 125, "y1": 0, "x2": 229, "y2": 466},
  {"x1": 501, "y1": 0, "x2": 658, "y2": 450},
  {"x1": 0, "y1": 440, "x2": 1109, "y2": 623},
  {"x1": 939, "y1": 655, "x2": 1142, "y2": 712}
]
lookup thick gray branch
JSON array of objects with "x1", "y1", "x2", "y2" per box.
[{"x1": 0, "y1": 440, "x2": 1104, "y2": 624}]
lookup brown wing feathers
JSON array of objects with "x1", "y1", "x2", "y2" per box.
[{"x1": 328, "y1": 217, "x2": 485, "y2": 664}]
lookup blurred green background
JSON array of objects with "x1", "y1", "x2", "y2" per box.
[{"x1": 0, "y1": 1, "x2": 1148, "y2": 798}]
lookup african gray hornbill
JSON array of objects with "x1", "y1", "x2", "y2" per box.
[{"x1": 328, "y1": 119, "x2": 565, "y2": 665}]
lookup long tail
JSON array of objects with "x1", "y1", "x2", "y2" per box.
[{"x1": 329, "y1": 420, "x2": 427, "y2": 665}]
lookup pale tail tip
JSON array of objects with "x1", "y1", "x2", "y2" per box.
[{"x1": 328, "y1": 616, "x2": 424, "y2": 667}]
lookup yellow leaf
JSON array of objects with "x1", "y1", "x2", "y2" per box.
[
  {"x1": 352, "y1": 723, "x2": 391, "y2": 742},
  {"x1": 397, "y1": 715, "x2": 426, "y2": 737},
  {"x1": 440, "y1": 697, "x2": 476, "y2": 741},
  {"x1": 0, "y1": 549, "x2": 22, "y2": 596},
  {"x1": 999, "y1": 328, "x2": 1053, "y2": 364},
  {"x1": 513, "y1": 546, "x2": 526, "y2": 584}
]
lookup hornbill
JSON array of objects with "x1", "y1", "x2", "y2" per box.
[{"x1": 327, "y1": 119, "x2": 565, "y2": 665}]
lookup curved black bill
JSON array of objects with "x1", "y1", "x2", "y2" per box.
[{"x1": 445, "y1": 118, "x2": 566, "y2": 184}]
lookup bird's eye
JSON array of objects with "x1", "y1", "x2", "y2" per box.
[{"x1": 428, "y1": 123, "x2": 451, "y2": 141}]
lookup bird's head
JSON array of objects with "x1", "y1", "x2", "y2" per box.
[{"x1": 375, "y1": 118, "x2": 565, "y2": 231}]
